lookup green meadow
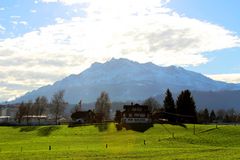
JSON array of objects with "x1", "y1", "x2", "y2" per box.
[{"x1": 0, "y1": 123, "x2": 240, "y2": 160}]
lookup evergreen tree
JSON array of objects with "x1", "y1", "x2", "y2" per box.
[
  {"x1": 176, "y1": 90, "x2": 197, "y2": 123},
  {"x1": 203, "y1": 108, "x2": 209, "y2": 123},
  {"x1": 197, "y1": 110, "x2": 204, "y2": 123},
  {"x1": 210, "y1": 110, "x2": 216, "y2": 123},
  {"x1": 163, "y1": 89, "x2": 175, "y2": 113}
]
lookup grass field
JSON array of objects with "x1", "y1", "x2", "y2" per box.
[{"x1": 0, "y1": 123, "x2": 240, "y2": 159}]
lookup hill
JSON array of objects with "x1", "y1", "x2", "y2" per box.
[
  {"x1": 1, "y1": 124, "x2": 240, "y2": 159},
  {"x1": 12, "y1": 58, "x2": 240, "y2": 109}
]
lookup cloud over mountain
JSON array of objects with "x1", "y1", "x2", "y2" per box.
[{"x1": 0, "y1": 0, "x2": 240, "y2": 101}]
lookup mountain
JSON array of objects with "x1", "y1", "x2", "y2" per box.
[{"x1": 12, "y1": 58, "x2": 240, "y2": 108}]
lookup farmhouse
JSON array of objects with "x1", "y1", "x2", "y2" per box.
[
  {"x1": 71, "y1": 110, "x2": 95, "y2": 123},
  {"x1": 122, "y1": 103, "x2": 152, "y2": 124}
]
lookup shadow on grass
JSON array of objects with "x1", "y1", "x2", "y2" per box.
[
  {"x1": 169, "y1": 122, "x2": 187, "y2": 129},
  {"x1": 199, "y1": 127, "x2": 219, "y2": 134},
  {"x1": 116, "y1": 123, "x2": 153, "y2": 133},
  {"x1": 19, "y1": 126, "x2": 40, "y2": 132},
  {"x1": 11, "y1": 125, "x2": 60, "y2": 136},
  {"x1": 68, "y1": 123, "x2": 92, "y2": 128},
  {"x1": 95, "y1": 123, "x2": 109, "y2": 132},
  {"x1": 156, "y1": 121, "x2": 187, "y2": 129},
  {"x1": 127, "y1": 124, "x2": 153, "y2": 133},
  {"x1": 37, "y1": 126, "x2": 60, "y2": 136}
]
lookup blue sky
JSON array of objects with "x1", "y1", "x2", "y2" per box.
[
  {"x1": 0, "y1": 0, "x2": 240, "y2": 101},
  {"x1": 167, "y1": 0, "x2": 240, "y2": 74}
]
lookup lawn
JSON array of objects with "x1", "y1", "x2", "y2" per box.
[{"x1": 0, "y1": 123, "x2": 240, "y2": 159}]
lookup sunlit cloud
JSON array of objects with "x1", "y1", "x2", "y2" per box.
[
  {"x1": 10, "y1": 16, "x2": 21, "y2": 19},
  {"x1": 55, "y1": 17, "x2": 65, "y2": 24},
  {"x1": 206, "y1": 74, "x2": 240, "y2": 84},
  {"x1": 19, "y1": 21, "x2": 28, "y2": 26},
  {"x1": 0, "y1": 0, "x2": 240, "y2": 101},
  {"x1": 30, "y1": 9, "x2": 37, "y2": 13},
  {"x1": 0, "y1": 25, "x2": 5, "y2": 33}
]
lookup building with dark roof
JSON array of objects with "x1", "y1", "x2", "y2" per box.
[{"x1": 122, "y1": 103, "x2": 152, "y2": 124}]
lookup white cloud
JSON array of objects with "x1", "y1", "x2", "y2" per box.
[
  {"x1": 0, "y1": 8, "x2": 5, "y2": 11},
  {"x1": 40, "y1": 0, "x2": 171, "y2": 6},
  {"x1": 11, "y1": 21, "x2": 18, "y2": 25},
  {"x1": 30, "y1": 9, "x2": 37, "y2": 13},
  {"x1": 206, "y1": 74, "x2": 240, "y2": 83},
  {"x1": 19, "y1": 21, "x2": 28, "y2": 26},
  {"x1": 40, "y1": 0, "x2": 58, "y2": 3},
  {"x1": 0, "y1": 86, "x2": 25, "y2": 102},
  {"x1": 55, "y1": 17, "x2": 65, "y2": 24},
  {"x1": 0, "y1": 25, "x2": 5, "y2": 33},
  {"x1": 10, "y1": 20, "x2": 28, "y2": 26},
  {"x1": 1, "y1": 0, "x2": 240, "y2": 101},
  {"x1": 10, "y1": 16, "x2": 21, "y2": 19}
]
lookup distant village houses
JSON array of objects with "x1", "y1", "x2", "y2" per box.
[{"x1": 0, "y1": 104, "x2": 17, "y2": 124}]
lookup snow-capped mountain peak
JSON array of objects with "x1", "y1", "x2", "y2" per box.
[{"x1": 12, "y1": 58, "x2": 240, "y2": 104}]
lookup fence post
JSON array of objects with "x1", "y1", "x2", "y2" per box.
[{"x1": 193, "y1": 123, "x2": 196, "y2": 135}]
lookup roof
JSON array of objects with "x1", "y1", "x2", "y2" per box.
[{"x1": 123, "y1": 103, "x2": 149, "y2": 110}]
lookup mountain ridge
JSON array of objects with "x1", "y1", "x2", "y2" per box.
[{"x1": 11, "y1": 58, "x2": 240, "y2": 108}]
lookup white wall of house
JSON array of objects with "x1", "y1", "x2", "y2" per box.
[{"x1": 122, "y1": 118, "x2": 151, "y2": 124}]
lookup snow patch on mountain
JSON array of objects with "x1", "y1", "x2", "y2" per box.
[{"x1": 12, "y1": 58, "x2": 240, "y2": 104}]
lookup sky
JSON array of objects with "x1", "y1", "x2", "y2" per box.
[{"x1": 0, "y1": 0, "x2": 240, "y2": 102}]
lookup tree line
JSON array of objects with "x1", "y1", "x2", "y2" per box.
[
  {"x1": 14, "y1": 88, "x2": 240, "y2": 125},
  {"x1": 16, "y1": 90, "x2": 67, "y2": 125},
  {"x1": 143, "y1": 89, "x2": 197, "y2": 123},
  {"x1": 15, "y1": 90, "x2": 111, "y2": 125},
  {"x1": 197, "y1": 108, "x2": 240, "y2": 124},
  {"x1": 143, "y1": 89, "x2": 240, "y2": 124}
]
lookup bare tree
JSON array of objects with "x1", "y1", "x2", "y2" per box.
[
  {"x1": 216, "y1": 109, "x2": 226, "y2": 121},
  {"x1": 16, "y1": 102, "x2": 26, "y2": 124},
  {"x1": 50, "y1": 90, "x2": 67, "y2": 124},
  {"x1": 25, "y1": 100, "x2": 33, "y2": 125},
  {"x1": 71, "y1": 100, "x2": 82, "y2": 113},
  {"x1": 33, "y1": 96, "x2": 48, "y2": 125},
  {"x1": 143, "y1": 97, "x2": 160, "y2": 112},
  {"x1": 95, "y1": 91, "x2": 111, "y2": 121}
]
